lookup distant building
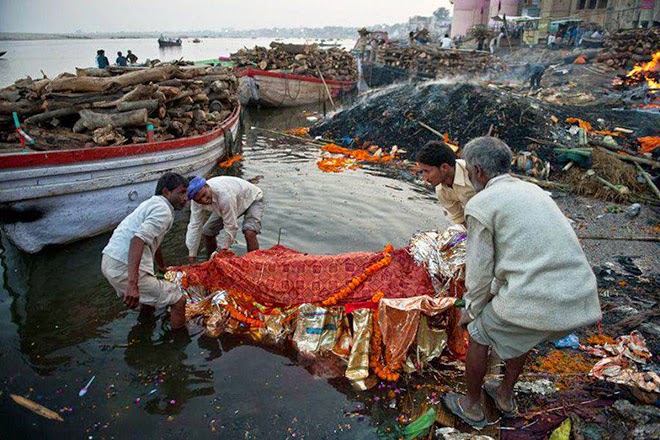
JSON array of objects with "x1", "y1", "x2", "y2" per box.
[
  {"x1": 539, "y1": 0, "x2": 660, "y2": 30},
  {"x1": 451, "y1": 0, "x2": 520, "y2": 37}
]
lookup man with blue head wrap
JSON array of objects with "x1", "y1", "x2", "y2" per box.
[{"x1": 186, "y1": 175, "x2": 265, "y2": 263}]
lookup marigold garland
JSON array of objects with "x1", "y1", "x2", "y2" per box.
[
  {"x1": 317, "y1": 143, "x2": 394, "y2": 173},
  {"x1": 223, "y1": 302, "x2": 266, "y2": 328},
  {"x1": 218, "y1": 155, "x2": 243, "y2": 167},
  {"x1": 283, "y1": 127, "x2": 310, "y2": 137},
  {"x1": 369, "y1": 305, "x2": 400, "y2": 382},
  {"x1": 320, "y1": 245, "x2": 394, "y2": 307}
]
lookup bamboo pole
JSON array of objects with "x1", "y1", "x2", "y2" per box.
[
  {"x1": 316, "y1": 68, "x2": 336, "y2": 111},
  {"x1": 250, "y1": 127, "x2": 326, "y2": 146},
  {"x1": 635, "y1": 162, "x2": 660, "y2": 201},
  {"x1": 597, "y1": 146, "x2": 660, "y2": 168},
  {"x1": 417, "y1": 121, "x2": 443, "y2": 137}
]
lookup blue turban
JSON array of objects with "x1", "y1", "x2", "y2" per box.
[{"x1": 187, "y1": 176, "x2": 206, "y2": 200}]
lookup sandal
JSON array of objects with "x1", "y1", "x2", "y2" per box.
[
  {"x1": 483, "y1": 380, "x2": 519, "y2": 417},
  {"x1": 443, "y1": 392, "x2": 488, "y2": 428}
]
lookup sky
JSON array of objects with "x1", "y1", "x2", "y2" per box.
[{"x1": 0, "y1": 0, "x2": 453, "y2": 33}]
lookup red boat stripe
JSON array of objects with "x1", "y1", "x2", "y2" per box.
[
  {"x1": 236, "y1": 68, "x2": 356, "y2": 87},
  {"x1": 0, "y1": 107, "x2": 240, "y2": 169}
]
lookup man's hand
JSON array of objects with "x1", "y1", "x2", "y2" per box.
[
  {"x1": 458, "y1": 311, "x2": 473, "y2": 329},
  {"x1": 124, "y1": 283, "x2": 140, "y2": 309}
]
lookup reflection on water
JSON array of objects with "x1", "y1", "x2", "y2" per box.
[{"x1": 0, "y1": 105, "x2": 446, "y2": 437}]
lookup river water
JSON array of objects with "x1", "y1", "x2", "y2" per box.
[
  {"x1": 0, "y1": 37, "x2": 354, "y2": 88},
  {"x1": 0, "y1": 46, "x2": 450, "y2": 437}
]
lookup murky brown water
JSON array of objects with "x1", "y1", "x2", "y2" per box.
[{"x1": 0, "y1": 105, "x2": 449, "y2": 438}]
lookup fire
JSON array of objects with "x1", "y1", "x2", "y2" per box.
[{"x1": 624, "y1": 50, "x2": 660, "y2": 90}]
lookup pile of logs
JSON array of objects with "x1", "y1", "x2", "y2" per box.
[
  {"x1": 231, "y1": 42, "x2": 358, "y2": 81},
  {"x1": 0, "y1": 64, "x2": 239, "y2": 150},
  {"x1": 596, "y1": 28, "x2": 660, "y2": 69},
  {"x1": 375, "y1": 42, "x2": 503, "y2": 78}
]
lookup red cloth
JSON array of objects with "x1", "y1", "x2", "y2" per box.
[{"x1": 181, "y1": 245, "x2": 435, "y2": 307}]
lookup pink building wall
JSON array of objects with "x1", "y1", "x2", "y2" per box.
[
  {"x1": 489, "y1": 0, "x2": 519, "y2": 20},
  {"x1": 451, "y1": 0, "x2": 491, "y2": 37}
]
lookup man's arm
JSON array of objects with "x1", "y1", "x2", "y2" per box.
[
  {"x1": 462, "y1": 215, "x2": 496, "y2": 325},
  {"x1": 216, "y1": 195, "x2": 240, "y2": 251},
  {"x1": 185, "y1": 202, "x2": 206, "y2": 262},
  {"x1": 437, "y1": 190, "x2": 466, "y2": 225},
  {"x1": 154, "y1": 246, "x2": 166, "y2": 273},
  {"x1": 125, "y1": 236, "x2": 145, "y2": 309}
]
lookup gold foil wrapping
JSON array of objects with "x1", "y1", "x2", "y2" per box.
[
  {"x1": 408, "y1": 226, "x2": 467, "y2": 294},
  {"x1": 403, "y1": 315, "x2": 448, "y2": 373},
  {"x1": 293, "y1": 304, "x2": 346, "y2": 355},
  {"x1": 345, "y1": 308, "x2": 373, "y2": 382}
]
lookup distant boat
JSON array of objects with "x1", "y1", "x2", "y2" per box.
[
  {"x1": 0, "y1": 51, "x2": 6, "y2": 58},
  {"x1": 192, "y1": 38, "x2": 201, "y2": 43},
  {"x1": 237, "y1": 68, "x2": 356, "y2": 107},
  {"x1": 158, "y1": 37, "x2": 182, "y2": 48}
]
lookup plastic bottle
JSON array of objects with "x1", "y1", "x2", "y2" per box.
[{"x1": 146, "y1": 124, "x2": 155, "y2": 143}]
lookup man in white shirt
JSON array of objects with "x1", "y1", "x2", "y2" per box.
[
  {"x1": 443, "y1": 137, "x2": 601, "y2": 427},
  {"x1": 101, "y1": 172, "x2": 189, "y2": 329},
  {"x1": 186, "y1": 176, "x2": 265, "y2": 263},
  {"x1": 416, "y1": 141, "x2": 476, "y2": 226},
  {"x1": 440, "y1": 34, "x2": 453, "y2": 49}
]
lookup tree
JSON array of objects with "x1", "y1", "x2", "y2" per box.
[{"x1": 433, "y1": 7, "x2": 450, "y2": 21}]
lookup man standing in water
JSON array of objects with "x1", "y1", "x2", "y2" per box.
[
  {"x1": 186, "y1": 176, "x2": 265, "y2": 263},
  {"x1": 443, "y1": 137, "x2": 601, "y2": 427},
  {"x1": 416, "y1": 141, "x2": 476, "y2": 226},
  {"x1": 101, "y1": 172, "x2": 189, "y2": 330}
]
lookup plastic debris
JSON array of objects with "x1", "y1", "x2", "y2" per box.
[
  {"x1": 549, "y1": 418, "x2": 571, "y2": 440},
  {"x1": 78, "y1": 375, "x2": 96, "y2": 397},
  {"x1": 435, "y1": 427, "x2": 495, "y2": 440},
  {"x1": 515, "y1": 378, "x2": 557, "y2": 396},
  {"x1": 554, "y1": 333, "x2": 580, "y2": 349},
  {"x1": 402, "y1": 407, "x2": 436, "y2": 440}
]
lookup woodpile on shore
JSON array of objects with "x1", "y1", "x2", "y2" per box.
[
  {"x1": 0, "y1": 65, "x2": 239, "y2": 150},
  {"x1": 597, "y1": 28, "x2": 660, "y2": 69},
  {"x1": 230, "y1": 42, "x2": 358, "y2": 81},
  {"x1": 375, "y1": 42, "x2": 503, "y2": 78}
]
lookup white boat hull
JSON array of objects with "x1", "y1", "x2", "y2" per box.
[{"x1": 0, "y1": 109, "x2": 240, "y2": 253}]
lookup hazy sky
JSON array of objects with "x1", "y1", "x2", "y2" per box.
[{"x1": 0, "y1": 0, "x2": 452, "y2": 33}]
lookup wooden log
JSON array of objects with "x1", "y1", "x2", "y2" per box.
[
  {"x1": 634, "y1": 163, "x2": 660, "y2": 201},
  {"x1": 0, "y1": 101, "x2": 43, "y2": 115},
  {"x1": 24, "y1": 108, "x2": 80, "y2": 125},
  {"x1": 116, "y1": 99, "x2": 159, "y2": 113},
  {"x1": 73, "y1": 108, "x2": 147, "y2": 133},
  {"x1": 76, "y1": 67, "x2": 112, "y2": 78},
  {"x1": 49, "y1": 66, "x2": 178, "y2": 93},
  {"x1": 93, "y1": 84, "x2": 158, "y2": 108}
]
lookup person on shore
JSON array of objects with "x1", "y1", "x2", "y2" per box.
[
  {"x1": 101, "y1": 172, "x2": 189, "y2": 330},
  {"x1": 489, "y1": 36, "x2": 496, "y2": 54},
  {"x1": 440, "y1": 34, "x2": 453, "y2": 49},
  {"x1": 416, "y1": 141, "x2": 476, "y2": 226},
  {"x1": 96, "y1": 49, "x2": 110, "y2": 68},
  {"x1": 126, "y1": 50, "x2": 138, "y2": 64},
  {"x1": 116, "y1": 51, "x2": 128, "y2": 66},
  {"x1": 186, "y1": 176, "x2": 265, "y2": 263},
  {"x1": 526, "y1": 63, "x2": 546, "y2": 90},
  {"x1": 442, "y1": 136, "x2": 601, "y2": 428}
]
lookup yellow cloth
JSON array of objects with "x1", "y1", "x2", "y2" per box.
[{"x1": 434, "y1": 159, "x2": 476, "y2": 225}]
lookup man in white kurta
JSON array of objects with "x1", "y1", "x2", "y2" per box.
[
  {"x1": 443, "y1": 137, "x2": 602, "y2": 427},
  {"x1": 101, "y1": 172, "x2": 189, "y2": 329},
  {"x1": 185, "y1": 176, "x2": 265, "y2": 262}
]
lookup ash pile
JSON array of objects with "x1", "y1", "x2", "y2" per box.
[
  {"x1": 375, "y1": 43, "x2": 504, "y2": 79},
  {"x1": 0, "y1": 64, "x2": 239, "y2": 150},
  {"x1": 231, "y1": 42, "x2": 358, "y2": 82},
  {"x1": 312, "y1": 81, "x2": 656, "y2": 160}
]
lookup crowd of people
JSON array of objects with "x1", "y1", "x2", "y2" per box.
[{"x1": 95, "y1": 48, "x2": 138, "y2": 68}]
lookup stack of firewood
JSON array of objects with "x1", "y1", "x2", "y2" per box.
[
  {"x1": 230, "y1": 42, "x2": 358, "y2": 81},
  {"x1": 0, "y1": 64, "x2": 239, "y2": 150},
  {"x1": 596, "y1": 28, "x2": 660, "y2": 69},
  {"x1": 375, "y1": 42, "x2": 503, "y2": 77}
]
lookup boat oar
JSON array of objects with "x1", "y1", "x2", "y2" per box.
[{"x1": 316, "y1": 68, "x2": 336, "y2": 111}]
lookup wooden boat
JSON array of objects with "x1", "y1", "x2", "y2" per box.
[
  {"x1": 237, "y1": 68, "x2": 356, "y2": 107},
  {"x1": 0, "y1": 51, "x2": 6, "y2": 58},
  {"x1": 192, "y1": 38, "x2": 201, "y2": 43},
  {"x1": 0, "y1": 106, "x2": 240, "y2": 254},
  {"x1": 158, "y1": 37, "x2": 182, "y2": 47}
]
